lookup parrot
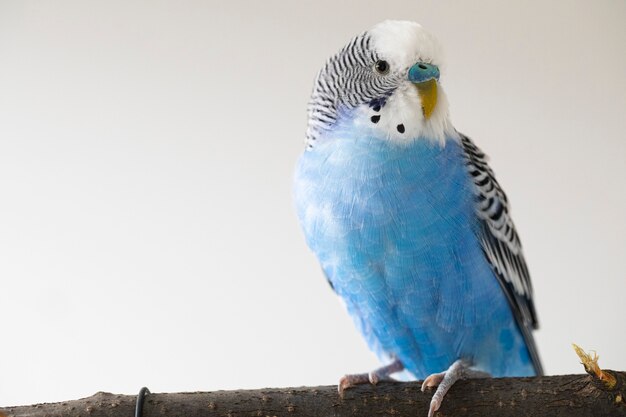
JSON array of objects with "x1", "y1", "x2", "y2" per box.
[{"x1": 293, "y1": 20, "x2": 543, "y2": 416}]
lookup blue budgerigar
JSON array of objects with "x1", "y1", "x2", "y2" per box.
[{"x1": 293, "y1": 21, "x2": 542, "y2": 416}]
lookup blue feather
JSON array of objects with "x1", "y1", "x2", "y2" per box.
[{"x1": 294, "y1": 117, "x2": 536, "y2": 378}]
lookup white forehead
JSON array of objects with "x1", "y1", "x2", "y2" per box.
[{"x1": 368, "y1": 20, "x2": 444, "y2": 68}]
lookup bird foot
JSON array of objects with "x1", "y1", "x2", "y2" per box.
[
  {"x1": 420, "y1": 360, "x2": 490, "y2": 417},
  {"x1": 421, "y1": 371, "x2": 446, "y2": 390},
  {"x1": 338, "y1": 373, "x2": 369, "y2": 394},
  {"x1": 338, "y1": 359, "x2": 404, "y2": 395}
]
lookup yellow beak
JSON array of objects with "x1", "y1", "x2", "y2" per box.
[{"x1": 414, "y1": 79, "x2": 438, "y2": 120}]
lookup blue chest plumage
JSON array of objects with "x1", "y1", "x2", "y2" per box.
[{"x1": 294, "y1": 124, "x2": 535, "y2": 378}]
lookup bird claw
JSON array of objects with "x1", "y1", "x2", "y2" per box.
[
  {"x1": 421, "y1": 360, "x2": 490, "y2": 417},
  {"x1": 338, "y1": 373, "x2": 369, "y2": 395},
  {"x1": 427, "y1": 395, "x2": 442, "y2": 417},
  {"x1": 368, "y1": 370, "x2": 394, "y2": 385},
  {"x1": 421, "y1": 371, "x2": 446, "y2": 417},
  {"x1": 337, "y1": 359, "x2": 404, "y2": 396},
  {"x1": 421, "y1": 371, "x2": 445, "y2": 391}
]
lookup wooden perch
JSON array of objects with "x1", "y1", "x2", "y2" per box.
[{"x1": 2, "y1": 373, "x2": 626, "y2": 417}]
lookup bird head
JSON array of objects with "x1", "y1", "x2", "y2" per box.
[{"x1": 306, "y1": 20, "x2": 455, "y2": 148}]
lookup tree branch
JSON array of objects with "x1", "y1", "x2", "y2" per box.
[{"x1": 2, "y1": 373, "x2": 625, "y2": 417}]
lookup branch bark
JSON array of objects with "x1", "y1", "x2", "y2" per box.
[{"x1": 2, "y1": 373, "x2": 625, "y2": 417}]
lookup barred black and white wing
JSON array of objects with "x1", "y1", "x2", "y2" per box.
[{"x1": 460, "y1": 133, "x2": 543, "y2": 375}]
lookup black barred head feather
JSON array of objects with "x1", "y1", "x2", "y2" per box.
[
  {"x1": 305, "y1": 31, "x2": 400, "y2": 148},
  {"x1": 305, "y1": 21, "x2": 453, "y2": 149}
]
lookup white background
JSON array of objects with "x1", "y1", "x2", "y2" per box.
[{"x1": 1, "y1": 0, "x2": 625, "y2": 406}]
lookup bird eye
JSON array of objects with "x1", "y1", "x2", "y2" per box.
[{"x1": 374, "y1": 60, "x2": 390, "y2": 75}]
